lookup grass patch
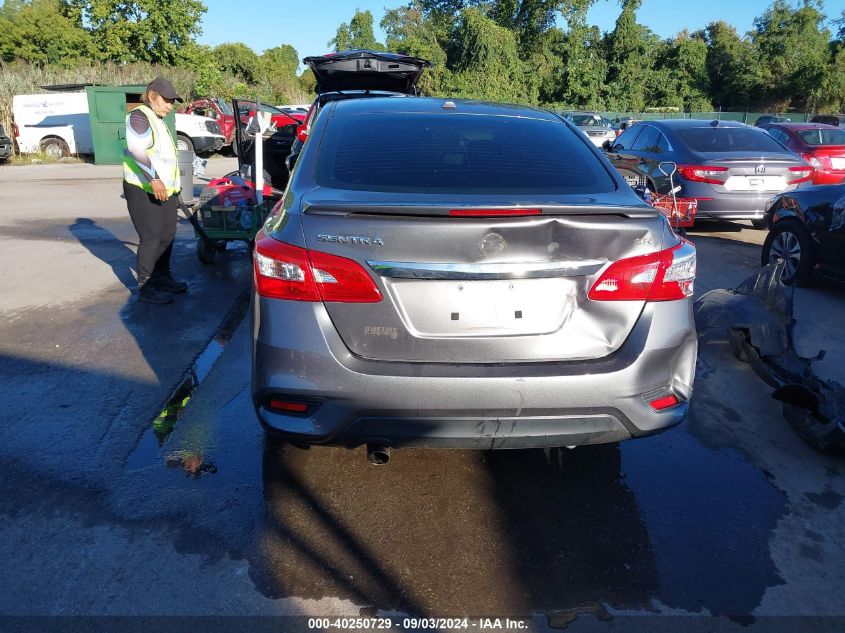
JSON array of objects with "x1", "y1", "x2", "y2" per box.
[{"x1": 6, "y1": 151, "x2": 84, "y2": 166}]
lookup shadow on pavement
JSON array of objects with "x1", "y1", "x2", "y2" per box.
[
  {"x1": 254, "y1": 441, "x2": 657, "y2": 616},
  {"x1": 69, "y1": 217, "x2": 138, "y2": 291}
]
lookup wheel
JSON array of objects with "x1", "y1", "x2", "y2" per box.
[
  {"x1": 176, "y1": 134, "x2": 194, "y2": 153},
  {"x1": 196, "y1": 238, "x2": 217, "y2": 264},
  {"x1": 761, "y1": 220, "x2": 813, "y2": 285},
  {"x1": 230, "y1": 139, "x2": 239, "y2": 157},
  {"x1": 751, "y1": 218, "x2": 769, "y2": 230},
  {"x1": 40, "y1": 137, "x2": 70, "y2": 159}
]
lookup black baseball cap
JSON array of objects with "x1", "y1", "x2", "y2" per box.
[{"x1": 146, "y1": 76, "x2": 183, "y2": 102}]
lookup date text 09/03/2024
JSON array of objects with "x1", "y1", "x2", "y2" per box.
[{"x1": 307, "y1": 618, "x2": 531, "y2": 630}]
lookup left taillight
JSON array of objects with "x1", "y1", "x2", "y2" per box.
[
  {"x1": 787, "y1": 165, "x2": 814, "y2": 185},
  {"x1": 677, "y1": 164, "x2": 728, "y2": 185},
  {"x1": 588, "y1": 240, "x2": 696, "y2": 302},
  {"x1": 253, "y1": 230, "x2": 382, "y2": 303}
]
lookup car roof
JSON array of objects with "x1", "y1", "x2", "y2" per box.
[
  {"x1": 641, "y1": 119, "x2": 750, "y2": 130},
  {"x1": 331, "y1": 97, "x2": 562, "y2": 121},
  {"x1": 767, "y1": 122, "x2": 840, "y2": 131}
]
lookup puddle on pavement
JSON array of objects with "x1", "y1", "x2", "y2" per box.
[{"x1": 125, "y1": 292, "x2": 249, "y2": 474}]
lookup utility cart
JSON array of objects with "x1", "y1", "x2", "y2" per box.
[{"x1": 192, "y1": 176, "x2": 280, "y2": 264}]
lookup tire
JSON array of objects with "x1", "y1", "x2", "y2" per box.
[
  {"x1": 197, "y1": 238, "x2": 217, "y2": 265},
  {"x1": 230, "y1": 139, "x2": 239, "y2": 157},
  {"x1": 40, "y1": 137, "x2": 70, "y2": 159},
  {"x1": 761, "y1": 220, "x2": 813, "y2": 285},
  {"x1": 176, "y1": 134, "x2": 194, "y2": 153},
  {"x1": 751, "y1": 218, "x2": 769, "y2": 230}
]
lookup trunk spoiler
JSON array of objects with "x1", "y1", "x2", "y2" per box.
[{"x1": 302, "y1": 200, "x2": 658, "y2": 218}]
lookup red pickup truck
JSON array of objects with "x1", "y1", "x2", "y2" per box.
[{"x1": 181, "y1": 98, "x2": 237, "y2": 153}]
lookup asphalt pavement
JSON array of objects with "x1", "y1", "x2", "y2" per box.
[{"x1": 0, "y1": 162, "x2": 843, "y2": 631}]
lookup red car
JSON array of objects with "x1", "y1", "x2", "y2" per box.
[
  {"x1": 761, "y1": 122, "x2": 845, "y2": 185},
  {"x1": 236, "y1": 101, "x2": 304, "y2": 133},
  {"x1": 181, "y1": 98, "x2": 237, "y2": 150}
]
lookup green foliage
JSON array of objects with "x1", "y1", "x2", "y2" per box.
[
  {"x1": 548, "y1": 1, "x2": 606, "y2": 109},
  {"x1": 383, "y1": 1, "x2": 451, "y2": 94},
  {"x1": 65, "y1": 0, "x2": 207, "y2": 65},
  {"x1": 704, "y1": 21, "x2": 756, "y2": 108},
  {"x1": 448, "y1": 7, "x2": 537, "y2": 103},
  {"x1": 213, "y1": 43, "x2": 260, "y2": 85},
  {"x1": 0, "y1": 0, "x2": 94, "y2": 65},
  {"x1": 652, "y1": 30, "x2": 712, "y2": 111},
  {"x1": 603, "y1": 0, "x2": 658, "y2": 111},
  {"x1": 330, "y1": 10, "x2": 386, "y2": 52},
  {"x1": 751, "y1": 0, "x2": 831, "y2": 110},
  {"x1": 262, "y1": 45, "x2": 300, "y2": 78}
]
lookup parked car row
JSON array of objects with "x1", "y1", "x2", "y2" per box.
[{"x1": 10, "y1": 89, "x2": 226, "y2": 160}]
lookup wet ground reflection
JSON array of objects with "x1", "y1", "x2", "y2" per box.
[
  {"x1": 253, "y1": 442, "x2": 657, "y2": 616},
  {"x1": 249, "y1": 420, "x2": 786, "y2": 618}
]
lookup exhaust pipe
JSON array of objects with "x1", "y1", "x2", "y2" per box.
[{"x1": 366, "y1": 444, "x2": 390, "y2": 465}]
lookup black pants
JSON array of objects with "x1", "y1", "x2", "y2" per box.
[{"x1": 123, "y1": 181, "x2": 178, "y2": 286}]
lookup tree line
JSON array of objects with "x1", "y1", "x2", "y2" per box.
[{"x1": 1, "y1": 0, "x2": 844, "y2": 116}]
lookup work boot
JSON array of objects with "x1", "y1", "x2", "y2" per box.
[
  {"x1": 149, "y1": 273, "x2": 188, "y2": 294},
  {"x1": 138, "y1": 283, "x2": 174, "y2": 304}
]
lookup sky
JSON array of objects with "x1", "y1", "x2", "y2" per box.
[{"x1": 197, "y1": 0, "x2": 845, "y2": 64}]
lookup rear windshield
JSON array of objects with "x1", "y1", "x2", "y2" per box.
[
  {"x1": 571, "y1": 114, "x2": 610, "y2": 127},
  {"x1": 314, "y1": 112, "x2": 616, "y2": 194},
  {"x1": 676, "y1": 127, "x2": 787, "y2": 153},
  {"x1": 797, "y1": 128, "x2": 845, "y2": 146}
]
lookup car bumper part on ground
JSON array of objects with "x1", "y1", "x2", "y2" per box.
[
  {"x1": 192, "y1": 135, "x2": 225, "y2": 153},
  {"x1": 253, "y1": 298, "x2": 698, "y2": 449}
]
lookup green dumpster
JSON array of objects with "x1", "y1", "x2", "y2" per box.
[{"x1": 85, "y1": 85, "x2": 176, "y2": 165}]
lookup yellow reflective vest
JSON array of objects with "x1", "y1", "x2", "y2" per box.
[{"x1": 123, "y1": 105, "x2": 180, "y2": 196}]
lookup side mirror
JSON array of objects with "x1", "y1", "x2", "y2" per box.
[
  {"x1": 602, "y1": 140, "x2": 614, "y2": 151},
  {"x1": 285, "y1": 151, "x2": 299, "y2": 172}
]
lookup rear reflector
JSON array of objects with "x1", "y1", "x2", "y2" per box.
[
  {"x1": 449, "y1": 208, "x2": 542, "y2": 217},
  {"x1": 268, "y1": 399, "x2": 309, "y2": 413},
  {"x1": 649, "y1": 394, "x2": 680, "y2": 411},
  {"x1": 254, "y1": 230, "x2": 382, "y2": 303},
  {"x1": 588, "y1": 240, "x2": 696, "y2": 302}
]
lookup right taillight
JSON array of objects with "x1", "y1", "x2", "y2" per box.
[
  {"x1": 588, "y1": 240, "x2": 696, "y2": 302},
  {"x1": 800, "y1": 153, "x2": 825, "y2": 170},
  {"x1": 253, "y1": 230, "x2": 382, "y2": 303},
  {"x1": 677, "y1": 164, "x2": 729, "y2": 185}
]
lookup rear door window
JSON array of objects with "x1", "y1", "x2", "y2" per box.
[
  {"x1": 631, "y1": 125, "x2": 662, "y2": 153},
  {"x1": 765, "y1": 128, "x2": 788, "y2": 144},
  {"x1": 676, "y1": 127, "x2": 787, "y2": 152},
  {"x1": 315, "y1": 112, "x2": 617, "y2": 194},
  {"x1": 613, "y1": 126, "x2": 642, "y2": 150}
]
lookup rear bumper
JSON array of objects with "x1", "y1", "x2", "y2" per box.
[
  {"x1": 252, "y1": 299, "x2": 698, "y2": 449},
  {"x1": 682, "y1": 181, "x2": 800, "y2": 221}
]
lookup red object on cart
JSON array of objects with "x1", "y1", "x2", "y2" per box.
[
  {"x1": 205, "y1": 176, "x2": 273, "y2": 203},
  {"x1": 649, "y1": 194, "x2": 697, "y2": 229}
]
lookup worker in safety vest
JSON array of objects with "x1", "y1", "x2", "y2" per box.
[{"x1": 123, "y1": 77, "x2": 187, "y2": 304}]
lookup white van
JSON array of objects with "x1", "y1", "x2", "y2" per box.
[{"x1": 12, "y1": 91, "x2": 225, "y2": 159}]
